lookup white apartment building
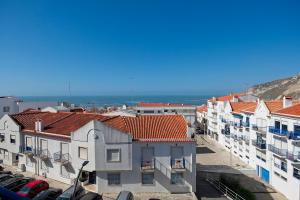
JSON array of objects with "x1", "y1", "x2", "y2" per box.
[
  {"x1": 196, "y1": 105, "x2": 207, "y2": 123},
  {"x1": 206, "y1": 93, "x2": 257, "y2": 142},
  {"x1": 207, "y1": 95, "x2": 300, "y2": 200},
  {"x1": 0, "y1": 110, "x2": 196, "y2": 194},
  {"x1": 134, "y1": 102, "x2": 196, "y2": 126},
  {"x1": 0, "y1": 96, "x2": 19, "y2": 117}
]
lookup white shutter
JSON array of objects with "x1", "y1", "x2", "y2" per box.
[
  {"x1": 79, "y1": 147, "x2": 88, "y2": 160},
  {"x1": 26, "y1": 137, "x2": 32, "y2": 147}
]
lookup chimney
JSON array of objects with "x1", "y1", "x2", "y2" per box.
[
  {"x1": 283, "y1": 96, "x2": 293, "y2": 108},
  {"x1": 35, "y1": 119, "x2": 44, "y2": 132},
  {"x1": 232, "y1": 96, "x2": 239, "y2": 102}
]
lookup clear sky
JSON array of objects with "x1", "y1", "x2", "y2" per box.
[{"x1": 0, "y1": 0, "x2": 300, "y2": 96}]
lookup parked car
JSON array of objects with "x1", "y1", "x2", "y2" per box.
[
  {"x1": 0, "y1": 174, "x2": 15, "y2": 182},
  {"x1": 1, "y1": 177, "x2": 34, "y2": 192},
  {"x1": 80, "y1": 192, "x2": 102, "y2": 200},
  {"x1": 56, "y1": 184, "x2": 85, "y2": 200},
  {"x1": 32, "y1": 188, "x2": 63, "y2": 200},
  {"x1": 0, "y1": 170, "x2": 12, "y2": 175},
  {"x1": 17, "y1": 179, "x2": 49, "y2": 198},
  {"x1": 116, "y1": 191, "x2": 134, "y2": 200}
]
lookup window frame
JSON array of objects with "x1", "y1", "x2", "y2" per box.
[
  {"x1": 107, "y1": 173, "x2": 121, "y2": 185},
  {"x1": 171, "y1": 172, "x2": 184, "y2": 185},
  {"x1": 106, "y1": 149, "x2": 121, "y2": 163},
  {"x1": 3, "y1": 106, "x2": 10, "y2": 113},
  {"x1": 10, "y1": 135, "x2": 16, "y2": 144},
  {"x1": 78, "y1": 147, "x2": 88, "y2": 160},
  {"x1": 141, "y1": 173, "x2": 154, "y2": 185}
]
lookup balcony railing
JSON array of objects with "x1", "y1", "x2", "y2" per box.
[
  {"x1": 242, "y1": 122, "x2": 250, "y2": 127},
  {"x1": 274, "y1": 163, "x2": 287, "y2": 172},
  {"x1": 269, "y1": 126, "x2": 290, "y2": 137},
  {"x1": 37, "y1": 149, "x2": 50, "y2": 160},
  {"x1": 141, "y1": 159, "x2": 155, "y2": 171},
  {"x1": 171, "y1": 158, "x2": 185, "y2": 170},
  {"x1": 252, "y1": 140, "x2": 266, "y2": 150},
  {"x1": 286, "y1": 151, "x2": 300, "y2": 162},
  {"x1": 289, "y1": 131, "x2": 300, "y2": 140},
  {"x1": 53, "y1": 152, "x2": 71, "y2": 165},
  {"x1": 21, "y1": 146, "x2": 35, "y2": 156},
  {"x1": 268, "y1": 144, "x2": 287, "y2": 157}
]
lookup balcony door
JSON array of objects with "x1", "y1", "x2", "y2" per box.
[
  {"x1": 142, "y1": 147, "x2": 154, "y2": 166},
  {"x1": 61, "y1": 143, "x2": 69, "y2": 155},
  {"x1": 40, "y1": 139, "x2": 48, "y2": 151},
  {"x1": 171, "y1": 146, "x2": 184, "y2": 167}
]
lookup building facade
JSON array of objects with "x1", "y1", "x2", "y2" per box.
[{"x1": 0, "y1": 111, "x2": 196, "y2": 194}]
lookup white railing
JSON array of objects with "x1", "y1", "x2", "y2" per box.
[{"x1": 206, "y1": 176, "x2": 246, "y2": 200}]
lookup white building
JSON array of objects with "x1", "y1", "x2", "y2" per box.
[
  {"x1": 134, "y1": 102, "x2": 197, "y2": 126},
  {"x1": 207, "y1": 95, "x2": 300, "y2": 200},
  {"x1": 196, "y1": 105, "x2": 207, "y2": 124},
  {"x1": 0, "y1": 96, "x2": 19, "y2": 117},
  {"x1": 0, "y1": 110, "x2": 196, "y2": 194}
]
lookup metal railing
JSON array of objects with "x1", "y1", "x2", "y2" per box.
[
  {"x1": 141, "y1": 159, "x2": 155, "y2": 170},
  {"x1": 20, "y1": 146, "x2": 35, "y2": 156},
  {"x1": 206, "y1": 176, "x2": 246, "y2": 200},
  {"x1": 252, "y1": 140, "x2": 266, "y2": 149},
  {"x1": 171, "y1": 158, "x2": 185, "y2": 170},
  {"x1": 53, "y1": 152, "x2": 71, "y2": 165},
  {"x1": 37, "y1": 149, "x2": 51, "y2": 160},
  {"x1": 287, "y1": 151, "x2": 300, "y2": 162},
  {"x1": 268, "y1": 144, "x2": 287, "y2": 157}
]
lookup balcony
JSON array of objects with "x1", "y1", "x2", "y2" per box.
[
  {"x1": 141, "y1": 159, "x2": 155, "y2": 172},
  {"x1": 37, "y1": 149, "x2": 50, "y2": 160},
  {"x1": 22, "y1": 146, "x2": 35, "y2": 157},
  {"x1": 252, "y1": 140, "x2": 266, "y2": 150},
  {"x1": 268, "y1": 144, "x2": 287, "y2": 158},
  {"x1": 252, "y1": 125, "x2": 267, "y2": 133},
  {"x1": 269, "y1": 126, "x2": 291, "y2": 136},
  {"x1": 289, "y1": 131, "x2": 300, "y2": 140},
  {"x1": 274, "y1": 163, "x2": 287, "y2": 172},
  {"x1": 287, "y1": 151, "x2": 300, "y2": 162},
  {"x1": 242, "y1": 122, "x2": 250, "y2": 128},
  {"x1": 171, "y1": 158, "x2": 186, "y2": 171},
  {"x1": 53, "y1": 152, "x2": 71, "y2": 165}
]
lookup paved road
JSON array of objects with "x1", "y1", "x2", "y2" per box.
[{"x1": 196, "y1": 135, "x2": 288, "y2": 200}]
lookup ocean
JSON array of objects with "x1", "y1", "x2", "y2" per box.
[{"x1": 20, "y1": 95, "x2": 213, "y2": 107}]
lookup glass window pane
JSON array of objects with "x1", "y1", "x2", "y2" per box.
[{"x1": 142, "y1": 173, "x2": 154, "y2": 184}]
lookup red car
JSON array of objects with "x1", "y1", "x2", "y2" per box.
[{"x1": 17, "y1": 179, "x2": 49, "y2": 198}]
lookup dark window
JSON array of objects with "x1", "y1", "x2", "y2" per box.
[
  {"x1": 275, "y1": 121, "x2": 281, "y2": 129},
  {"x1": 294, "y1": 125, "x2": 300, "y2": 134},
  {"x1": 3, "y1": 106, "x2": 10, "y2": 113}
]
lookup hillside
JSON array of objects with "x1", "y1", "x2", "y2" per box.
[{"x1": 248, "y1": 73, "x2": 300, "y2": 100}]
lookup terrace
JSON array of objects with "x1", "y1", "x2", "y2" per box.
[{"x1": 268, "y1": 144, "x2": 287, "y2": 158}]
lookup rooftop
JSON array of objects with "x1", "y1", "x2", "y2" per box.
[
  {"x1": 11, "y1": 110, "x2": 191, "y2": 142},
  {"x1": 272, "y1": 103, "x2": 300, "y2": 118},
  {"x1": 230, "y1": 102, "x2": 257, "y2": 114},
  {"x1": 196, "y1": 105, "x2": 207, "y2": 113},
  {"x1": 137, "y1": 102, "x2": 193, "y2": 107}
]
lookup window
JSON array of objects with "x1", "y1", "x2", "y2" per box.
[
  {"x1": 107, "y1": 149, "x2": 121, "y2": 162},
  {"x1": 26, "y1": 137, "x2": 32, "y2": 150},
  {"x1": 78, "y1": 147, "x2": 88, "y2": 160},
  {"x1": 142, "y1": 173, "x2": 154, "y2": 185},
  {"x1": 294, "y1": 168, "x2": 300, "y2": 179},
  {"x1": 10, "y1": 135, "x2": 16, "y2": 144},
  {"x1": 107, "y1": 173, "x2": 120, "y2": 185},
  {"x1": 0, "y1": 133, "x2": 5, "y2": 142},
  {"x1": 3, "y1": 106, "x2": 10, "y2": 113},
  {"x1": 4, "y1": 150, "x2": 9, "y2": 160},
  {"x1": 144, "y1": 110, "x2": 154, "y2": 114},
  {"x1": 171, "y1": 173, "x2": 184, "y2": 185},
  {"x1": 26, "y1": 157, "x2": 32, "y2": 166}
]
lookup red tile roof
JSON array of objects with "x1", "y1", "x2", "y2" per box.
[
  {"x1": 137, "y1": 102, "x2": 192, "y2": 107},
  {"x1": 104, "y1": 115, "x2": 192, "y2": 142},
  {"x1": 10, "y1": 111, "x2": 192, "y2": 142},
  {"x1": 265, "y1": 101, "x2": 284, "y2": 112},
  {"x1": 230, "y1": 102, "x2": 257, "y2": 114},
  {"x1": 11, "y1": 111, "x2": 111, "y2": 136},
  {"x1": 196, "y1": 105, "x2": 207, "y2": 113},
  {"x1": 272, "y1": 103, "x2": 300, "y2": 118},
  {"x1": 210, "y1": 93, "x2": 246, "y2": 102}
]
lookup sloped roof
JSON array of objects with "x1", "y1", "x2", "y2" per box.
[
  {"x1": 209, "y1": 93, "x2": 246, "y2": 102},
  {"x1": 104, "y1": 115, "x2": 191, "y2": 141},
  {"x1": 10, "y1": 111, "x2": 191, "y2": 142},
  {"x1": 230, "y1": 102, "x2": 257, "y2": 114},
  {"x1": 265, "y1": 101, "x2": 284, "y2": 112},
  {"x1": 272, "y1": 103, "x2": 300, "y2": 118},
  {"x1": 196, "y1": 105, "x2": 207, "y2": 113}
]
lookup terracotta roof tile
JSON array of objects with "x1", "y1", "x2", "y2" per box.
[
  {"x1": 273, "y1": 103, "x2": 300, "y2": 118},
  {"x1": 104, "y1": 115, "x2": 191, "y2": 141},
  {"x1": 265, "y1": 101, "x2": 284, "y2": 112},
  {"x1": 197, "y1": 105, "x2": 207, "y2": 113},
  {"x1": 10, "y1": 111, "x2": 191, "y2": 142},
  {"x1": 230, "y1": 102, "x2": 257, "y2": 114}
]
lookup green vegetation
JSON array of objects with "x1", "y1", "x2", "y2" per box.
[{"x1": 220, "y1": 175, "x2": 256, "y2": 200}]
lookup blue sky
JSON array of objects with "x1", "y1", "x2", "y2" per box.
[{"x1": 0, "y1": 0, "x2": 300, "y2": 96}]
